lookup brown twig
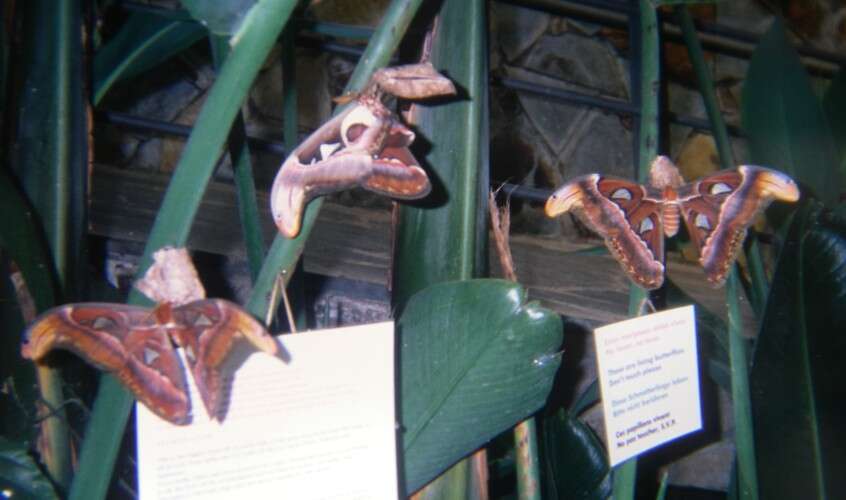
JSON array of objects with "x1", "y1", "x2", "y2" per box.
[
  {"x1": 488, "y1": 190, "x2": 541, "y2": 500},
  {"x1": 488, "y1": 191, "x2": 517, "y2": 282}
]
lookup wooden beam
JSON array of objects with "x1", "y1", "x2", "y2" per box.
[{"x1": 90, "y1": 165, "x2": 754, "y2": 329}]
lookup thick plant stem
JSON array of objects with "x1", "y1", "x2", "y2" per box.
[
  {"x1": 727, "y1": 268, "x2": 759, "y2": 500},
  {"x1": 675, "y1": 7, "x2": 732, "y2": 168},
  {"x1": 13, "y1": 0, "x2": 86, "y2": 488},
  {"x1": 675, "y1": 4, "x2": 768, "y2": 314},
  {"x1": 677, "y1": 8, "x2": 760, "y2": 498},
  {"x1": 615, "y1": 1, "x2": 659, "y2": 496},
  {"x1": 210, "y1": 35, "x2": 265, "y2": 282},
  {"x1": 514, "y1": 419, "x2": 541, "y2": 499}
]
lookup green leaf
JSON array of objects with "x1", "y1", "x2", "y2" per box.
[
  {"x1": 0, "y1": 437, "x2": 59, "y2": 500},
  {"x1": 9, "y1": 0, "x2": 84, "y2": 487},
  {"x1": 822, "y1": 68, "x2": 846, "y2": 195},
  {"x1": 209, "y1": 35, "x2": 265, "y2": 281},
  {"x1": 393, "y1": 0, "x2": 488, "y2": 298},
  {"x1": 13, "y1": 0, "x2": 87, "y2": 299},
  {"x1": 0, "y1": 170, "x2": 55, "y2": 442},
  {"x1": 742, "y1": 19, "x2": 843, "y2": 206},
  {"x1": 541, "y1": 410, "x2": 610, "y2": 500},
  {"x1": 750, "y1": 202, "x2": 846, "y2": 499},
  {"x1": 390, "y1": 0, "x2": 490, "y2": 495},
  {"x1": 181, "y1": 0, "x2": 257, "y2": 36},
  {"x1": 823, "y1": 69, "x2": 846, "y2": 164},
  {"x1": 570, "y1": 381, "x2": 599, "y2": 416},
  {"x1": 0, "y1": 169, "x2": 57, "y2": 313},
  {"x1": 399, "y1": 279, "x2": 563, "y2": 493},
  {"x1": 92, "y1": 11, "x2": 206, "y2": 105}
]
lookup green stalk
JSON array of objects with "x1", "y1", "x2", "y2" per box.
[
  {"x1": 11, "y1": 0, "x2": 88, "y2": 488},
  {"x1": 676, "y1": 7, "x2": 759, "y2": 498},
  {"x1": 281, "y1": 24, "x2": 298, "y2": 155},
  {"x1": 656, "y1": 471, "x2": 669, "y2": 500},
  {"x1": 92, "y1": 12, "x2": 206, "y2": 106},
  {"x1": 279, "y1": 22, "x2": 309, "y2": 330},
  {"x1": 674, "y1": 7, "x2": 732, "y2": 167},
  {"x1": 615, "y1": 1, "x2": 659, "y2": 496},
  {"x1": 635, "y1": 0, "x2": 660, "y2": 186},
  {"x1": 675, "y1": 5, "x2": 768, "y2": 315},
  {"x1": 245, "y1": 0, "x2": 426, "y2": 320},
  {"x1": 210, "y1": 34, "x2": 265, "y2": 281},
  {"x1": 515, "y1": 419, "x2": 541, "y2": 499},
  {"x1": 726, "y1": 268, "x2": 759, "y2": 499},
  {"x1": 69, "y1": 3, "x2": 298, "y2": 498}
]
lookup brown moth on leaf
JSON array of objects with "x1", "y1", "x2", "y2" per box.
[
  {"x1": 270, "y1": 62, "x2": 456, "y2": 238},
  {"x1": 544, "y1": 156, "x2": 800, "y2": 289},
  {"x1": 20, "y1": 248, "x2": 279, "y2": 425}
]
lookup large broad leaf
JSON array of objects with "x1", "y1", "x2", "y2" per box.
[
  {"x1": 0, "y1": 437, "x2": 59, "y2": 500},
  {"x1": 741, "y1": 19, "x2": 842, "y2": 206},
  {"x1": 823, "y1": 69, "x2": 846, "y2": 165},
  {"x1": 0, "y1": 171, "x2": 55, "y2": 440},
  {"x1": 13, "y1": 0, "x2": 87, "y2": 298},
  {"x1": 750, "y1": 202, "x2": 846, "y2": 499},
  {"x1": 822, "y1": 69, "x2": 846, "y2": 207},
  {"x1": 9, "y1": 0, "x2": 83, "y2": 486},
  {"x1": 540, "y1": 409, "x2": 610, "y2": 499},
  {"x1": 399, "y1": 279, "x2": 563, "y2": 494},
  {"x1": 93, "y1": 11, "x2": 206, "y2": 104}
]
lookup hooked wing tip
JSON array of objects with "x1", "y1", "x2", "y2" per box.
[
  {"x1": 750, "y1": 167, "x2": 800, "y2": 202},
  {"x1": 545, "y1": 183, "x2": 587, "y2": 217}
]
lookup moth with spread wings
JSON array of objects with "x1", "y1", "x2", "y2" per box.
[
  {"x1": 544, "y1": 156, "x2": 800, "y2": 289},
  {"x1": 270, "y1": 62, "x2": 456, "y2": 238},
  {"x1": 22, "y1": 299, "x2": 278, "y2": 425}
]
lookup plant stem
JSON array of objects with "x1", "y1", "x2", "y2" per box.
[
  {"x1": 677, "y1": 8, "x2": 760, "y2": 498},
  {"x1": 210, "y1": 35, "x2": 266, "y2": 282},
  {"x1": 726, "y1": 268, "x2": 759, "y2": 499},
  {"x1": 69, "y1": 3, "x2": 298, "y2": 498},
  {"x1": 675, "y1": 4, "x2": 768, "y2": 314},
  {"x1": 615, "y1": 0, "x2": 659, "y2": 495}
]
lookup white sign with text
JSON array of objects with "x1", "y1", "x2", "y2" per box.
[
  {"x1": 594, "y1": 305, "x2": 702, "y2": 466},
  {"x1": 136, "y1": 322, "x2": 397, "y2": 500}
]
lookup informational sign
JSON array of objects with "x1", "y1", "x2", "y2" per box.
[
  {"x1": 594, "y1": 306, "x2": 702, "y2": 466},
  {"x1": 136, "y1": 322, "x2": 397, "y2": 500}
]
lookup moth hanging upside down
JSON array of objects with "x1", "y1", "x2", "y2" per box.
[
  {"x1": 21, "y1": 248, "x2": 279, "y2": 425},
  {"x1": 270, "y1": 62, "x2": 456, "y2": 238},
  {"x1": 544, "y1": 156, "x2": 800, "y2": 289}
]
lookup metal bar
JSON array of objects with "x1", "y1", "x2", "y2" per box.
[
  {"x1": 97, "y1": 111, "x2": 287, "y2": 156},
  {"x1": 499, "y1": 0, "x2": 841, "y2": 77},
  {"x1": 496, "y1": 76, "x2": 638, "y2": 114},
  {"x1": 495, "y1": 76, "x2": 744, "y2": 136}
]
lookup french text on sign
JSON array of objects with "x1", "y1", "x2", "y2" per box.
[{"x1": 594, "y1": 306, "x2": 702, "y2": 466}]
